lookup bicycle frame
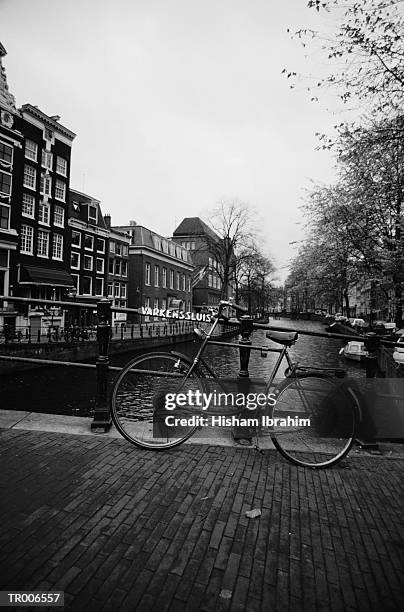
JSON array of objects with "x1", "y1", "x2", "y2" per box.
[{"x1": 179, "y1": 303, "x2": 296, "y2": 395}]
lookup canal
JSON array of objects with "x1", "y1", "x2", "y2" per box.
[{"x1": 0, "y1": 319, "x2": 365, "y2": 417}]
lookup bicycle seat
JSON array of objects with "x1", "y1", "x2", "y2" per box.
[{"x1": 266, "y1": 330, "x2": 298, "y2": 346}]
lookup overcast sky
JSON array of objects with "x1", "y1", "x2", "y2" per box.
[{"x1": 2, "y1": 0, "x2": 348, "y2": 281}]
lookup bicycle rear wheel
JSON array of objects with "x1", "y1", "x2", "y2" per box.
[
  {"x1": 111, "y1": 352, "x2": 204, "y2": 450},
  {"x1": 269, "y1": 374, "x2": 357, "y2": 468}
]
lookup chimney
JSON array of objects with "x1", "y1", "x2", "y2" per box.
[
  {"x1": 129, "y1": 220, "x2": 136, "y2": 226},
  {"x1": 104, "y1": 214, "x2": 111, "y2": 229}
]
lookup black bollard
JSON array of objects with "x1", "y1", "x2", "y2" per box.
[
  {"x1": 357, "y1": 332, "x2": 380, "y2": 450},
  {"x1": 233, "y1": 316, "x2": 255, "y2": 442},
  {"x1": 91, "y1": 298, "x2": 112, "y2": 432}
]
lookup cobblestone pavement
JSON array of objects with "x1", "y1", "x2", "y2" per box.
[{"x1": 0, "y1": 428, "x2": 403, "y2": 611}]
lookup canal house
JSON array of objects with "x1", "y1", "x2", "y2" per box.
[
  {"x1": 67, "y1": 189, "x2": 110, "y2": 327},
  {"x1": 0, "y1": 39, "x2": 76, "y2": 334},
  {"x1": 0, "y1": 42, "x2": 21, "y2": 330},
  {"x1": 104, "y1": 214, "x2": 130, "y2": 326}
]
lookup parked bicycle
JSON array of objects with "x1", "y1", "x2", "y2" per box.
[{"x1": 111, "y1": 300, "x2": 363, "y2": 469}]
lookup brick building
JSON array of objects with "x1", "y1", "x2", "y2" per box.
[
  {"x1": 104, "y1": 214, "x2": 130, "y2": 324},
  {"x1": 0, "y1": 42, "x2": 21, "y2": 328},
  {"x1": 67, "y1": 189, "x2": 110, "y2": 326},
  {"x1": 172, "y1": 217, "x2": 224, "y2": 308},
  {"x1": 113, "y1": 222, "x2": 193, "y2": 322},
  {"x1": 0, "y1": 41, "x2": 76, "y2": 332}
]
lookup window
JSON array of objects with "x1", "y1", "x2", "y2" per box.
[
  {"x1": 114, "y1": 282, "x2": 120, "y2": 297},
  {"x1": 38, "y1": 202, "x2": 50, "y2": 225},
  {"x1": 24, "y1": 165, "x2": 36, "y2": 189},
  {"x1": 95, "y1": 278, "x2": 104, "y2": 296},
  {"x1": 145, "y1": 262, "x2": 151, "y2": 285},
  {"x1": 54, "y1": 205, "x2": 64, "y2": 227},
  {"x1": 162, "y1": 267, "x2": 167, "y2": 288},
  {"x1": 80, "y1": 276, "x2": 92, "y2": 295},
  {"x1": 96, "y1": 258, "x2": 104, "y2": 273},
  {"x1": 41, "y1": 150, "x2": 53, "y2": 170},
  {"x1": 52, "y1": 234, "x2": 63, "y2": 260},
  {"x1": 154, "y1": 265, "x2": 159, "y2": 287},
  {"x1": 56, "y1": 156, "x2": 67, "y2": 176},
  {"x1": 40, "y1": 174, "x2": 51, "y2": 196},
  {"x1": 154, "y1": 298, "x2": 159, "y2": 310},
  {"x1": 96, "y1": 238, "x2": 105, "y2": 253},
  {"x1": 176, "y1": 272, "x2": 180, "y2": 290},
  {"x1": 37, "y1": 230, "x2": 49, "y2": 257},
  {"x1": 116, "y1": 243, "x2": 123, "y2": 256},
  {"x1": 109, "y1": 241, "x2": 115, "y2": 253},
  {"x1": 21, "y1": 225, "x2": 34, "y2": 254},
  {"x1": 121, "y1": 285, "x2": 127, "y2": 298},
  {"x1": 187, "y1": 276, "x2": 191, "y2": 292},
  {"x1": 0, "y1": 141, "x2": 12, "y2": 165},
  {"x1": 45, "y1": 128, "x2": 53, "y2": 141},
  {"x1": 0, "y1": 205, "x2": 9, "y2": 229},
  {"x1": 182, "y1": 274, "x2": 186, "y2": 291},
  {"x1": 84, "y1": 234, "x2": 94, "y2": 250},
  {"x1": 0, "y1": 171, "x2": 11, "y2": 196},
  {"x1": 55, "y1": 179, "x2": 66, "y2": 202},
  {"x1": 122, "y1": 244, "x2": 128, "y2": 256},
  {"x1": 108, "y1": 259, "x2": 114, "y2": 274},
  {"x1": 170, "y1": 269, "x2": 174, "y2": 289},
  {"x1": 71, "y1": 274, "x2": 79, "y2": 293},
  {"x1": 71, "y1": 231, "x2": 81, "y2": 247},
  {"x1": 22, "y1": 193, "x2": 35, "y2": 218},
  {"x1": 0, "y1": 248, "x2": 8, "y2": 267},
  {"x1": 88, "y1": 204, "x2": 97, "y2": 223},
  {"x1": 114, "y1": 260, "x2": 121, "y2": 275},
  {"x1": 83, "y1": 255, "x2": 93, "y2": 271},
  {"x1": 107, "y1": 282, "x2": 113, "y2": 297},
  {"x1": 71, "y1": 251, "x2": 80, "y2": 269},
  {"x1": 25, "y1": 140, "x2": 37, "y2": 162},
  {"x1": 121, "y1": 261, "x2": 127, "y2": 277}
]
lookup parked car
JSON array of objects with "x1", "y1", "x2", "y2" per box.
[
  {"x1": 393, "y1": 334, "x2": 404, "y2": 365},
  {"x1": 348, "y1": 318, "x2": 367, "y2": 329},
  {"x1": 334, "y1": 313, "x2": 348, "y2": 322},
  {"x1": 372, "y1": 320, "x2": 396, "y2": 335}
]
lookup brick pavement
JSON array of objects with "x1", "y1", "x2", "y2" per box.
[{"x1": 0, "y1": 428, "x2": 403, "y2": 611}]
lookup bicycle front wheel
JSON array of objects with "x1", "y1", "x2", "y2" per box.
[
  {"x1": 269, "y1": 375, "x2": 357, "y2": 468},
  {"x1": 111, "y1": 352, "x2": 204, "y2": 450}
]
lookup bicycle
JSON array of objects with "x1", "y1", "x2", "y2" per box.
[{"x1": 111, "y1": 300, "x2": 362, "y2": 469}]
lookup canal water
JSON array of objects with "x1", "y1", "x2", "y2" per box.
[{"x1": 0, "y1": 319, "x2": 365, "y2": 417}]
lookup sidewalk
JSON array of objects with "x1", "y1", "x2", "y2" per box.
[{"x1": 0, "y1": 420, "x2": 403, "y2": 611}]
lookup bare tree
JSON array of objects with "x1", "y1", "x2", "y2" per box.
[
  {"x1": 285, "y1": 0, "x2": 404, "y2": 118},
  {"x1": 203, "y1": 200, "x2": 259, "y2": 300}
]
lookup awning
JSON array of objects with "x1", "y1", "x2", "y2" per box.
[{"x1": 19, "y1": 265, "x2": 75, "y2": 288}]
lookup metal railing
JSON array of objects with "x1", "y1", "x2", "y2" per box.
[
  {"x1": 0, "y1": 295, "x2": 401, "y2": 434},
  {"x1": 0, "y1": 296, "x2": 239, "y2": 431}
]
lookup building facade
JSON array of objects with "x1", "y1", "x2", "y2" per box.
[
  {"x1": 113, "y1": 222, "x2": 193, "y2": 322},
  {"x1": 67, "y1": 189, "x2": 111, "y2": 326},
  {"x1": 0, "y1": 41, "x2": 76, "y2": 332},
  {"x1": 0, "y1": 42, "x2": 21, "y2": 328},
  {"x1": 173, "y1": 217, "x2": 224, "y2": 308},
  {"x1": 104, "y1": 214, "x2": 130, "y2": 324}
]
